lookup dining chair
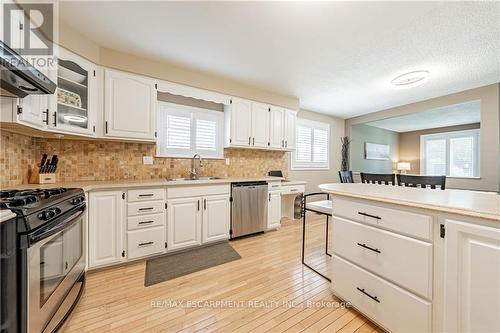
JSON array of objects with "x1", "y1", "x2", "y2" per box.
[
  {"x1": 360, "y1": 172, "x2": 396, "y2": 185},
  {"x1": 397, "y1": 174, "x2": 446, "y2": 190},
  {"x1": 338, "y1": 171, "x2": 354, "y2": 183}
]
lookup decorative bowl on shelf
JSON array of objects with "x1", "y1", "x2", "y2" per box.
[
  {"x1": 57, "y1": 88, "x2": 82, "y2": 108},
  {"x1": 58, "y1": 66, "x2": 87, "y2": 84}
]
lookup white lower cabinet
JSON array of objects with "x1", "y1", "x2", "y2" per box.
[
  {"x1": 332, "y1": 255, "x2": 432, "y2": 333},
  {"x1": 443, "y1": 219, "x2": 500, "y2": 333},
  {"x1": 202, "y1": 195, "x2": 230, "y2": 243},
  {"x1": 167, "y1": 191, "x2": 230, "y2": 251},
  {"x1": 88, "y1": 191, "x2": 125, "y2": 268},
  {"x1": 332, "y1": 217, "x2": 433, "y2": 299},
  {"x1": 267, "y1": 191, "x2": 281, "y2": 229},
  {"x1": 167, "y1": 197, "x2": 202, "y2": 251},
  {"x1": 127, "y1": 227, "x2": 165, "y2": 260}
]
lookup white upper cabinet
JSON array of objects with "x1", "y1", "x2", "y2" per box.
[
  {"x1": 104, "y1": 68, "x2": 157, "y2": 140},
  {"x1": 444, "y1": 219, "x2": 500, "y2": 333},
  {"x1": 269, "y1": 106, "x2": 284, "y2": 149},
  {"x1": 251, "y1": 102, "x2": 270, "y2": 148},
  {"x1": 14, "y1": 60, "x2": 51, "y2": 129},
  {"x1": 284, "y1": 109, "x2": 297, "y2": 150},
  {"x1": 49, "y1": 47, "x2": 98, "y2": 136},
  {"x1": 224, "y1": 98, "x2": 252, "y2": 147},
  {"x1": 18, "y1": 94, "x2": 49, "y2": 129},
  {"x1": 225, "y1": 98, "x2": 296, "y2": 151}
]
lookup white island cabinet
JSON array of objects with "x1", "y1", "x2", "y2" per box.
[
  {"x1": 443, "y1": 219, "x2": 500, "y2": 333},
  {"x1": 319, "y1": 183, "x2": 500, "y2": 333}
]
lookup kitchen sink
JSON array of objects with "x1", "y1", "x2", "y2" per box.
[{"x1": 166, "y1": 176, "x2": 223, "y2": 181}]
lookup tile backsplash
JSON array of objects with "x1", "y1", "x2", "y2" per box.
[{"x1": 0, "y1": 131, "x2": 289, "y2": 188}]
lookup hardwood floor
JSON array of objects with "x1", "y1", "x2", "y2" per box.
[{"x1": 64, "y1": 213, "x2": 381, "y2": 332}]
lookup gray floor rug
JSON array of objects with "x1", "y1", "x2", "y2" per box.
[{"x1": 145, "y1": 242, "x2": 241, "y2": 286}]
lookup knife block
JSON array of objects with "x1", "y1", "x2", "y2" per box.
[{"x1": 29, "y1": 168, "x2": 56, "y2": 184}]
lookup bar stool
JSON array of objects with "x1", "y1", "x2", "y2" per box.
[{"x1": 301, "y1": 192, "x2": 332, "y2": 282}]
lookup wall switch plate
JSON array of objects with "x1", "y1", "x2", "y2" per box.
[
  {"x1": 143, "y1": 156, "x2": 154, "y2": 165},
  {"x1": 225, "y1": 158, "x2": 230, "y2": 165}
]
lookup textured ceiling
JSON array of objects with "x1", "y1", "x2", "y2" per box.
[
  {"x1": 60, "y1": 2, "x2": 500, "y2": 118},
  {"x1": 365, "y1": 100, "x2": 481, "y2": 132}
]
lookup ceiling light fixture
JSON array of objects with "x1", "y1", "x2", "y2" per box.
[{"x1": 391, "y1": 70, "x2": 430, "y2": 88}]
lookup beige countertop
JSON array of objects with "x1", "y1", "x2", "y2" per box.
[
  {"x1": 2, "y1": 176, "x2": 308, "y2": 192},
  {"x1": 319, "y1": 183, "x2": 500, "y2": 222}
]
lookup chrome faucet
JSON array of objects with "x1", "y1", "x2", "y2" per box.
[{"x1": 190, "y1": 154, "x2": 203, "y2": 179}]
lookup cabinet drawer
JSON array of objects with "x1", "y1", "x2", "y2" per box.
[
  {"x1": 127, "y1": 227, "x2": 165, "y2": 259},
  {"x1": 127, "y1": 201, "x2": 165, "y2": 216},
  {"x1": 333, "y1": 197, "x2": 432, "y2": 240},
  {"x1": 167, "y1": 185, "x2": 230, "y2": 198},
  {"x1": 128, "y1": 188, "x2": 165, "y2": 202},
  {"x1": 333, "y1": 217, "x2": 432, "y2": 299},
  {"x1": 127, "y1": 213, "x2": 165, "y2": 230},
  {"x1": 280, "y1": 185, "x2": 305, "y2": 195},
  {"x1": 332, "y1": 255, "x2": 431, "y2": 333},
  {"x1": 268, "y1": 181, "x2": 282, "y2": 191}
]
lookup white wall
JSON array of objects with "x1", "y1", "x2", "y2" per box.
[
  {"x1": 350, "y1": 124, "x2": 399, "y2": 173},
  {"x1": 288, "y1": 109, "x2": 345, "y2": 193}
]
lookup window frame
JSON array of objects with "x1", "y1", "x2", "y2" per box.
[
  {"x1": 291, "y1": 118, "x2": 330, "y2": 170},
  {"x1": 156, "y1": 101, "x2": 224, "y2": 159},
  {"x1": 420, "y1": 128, "x2": 480, "y2": 178}
]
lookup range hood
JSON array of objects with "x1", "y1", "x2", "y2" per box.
[{"x1": 0, "y1": 40, "x2": 56, "y2": 98}]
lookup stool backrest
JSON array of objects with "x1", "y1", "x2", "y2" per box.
[
  {"x1": 397, "y1": 174, "x2": 446, "y2": 190},
  {"x1": 360, "y1": 172, "x2": 396, "y2": 185}
]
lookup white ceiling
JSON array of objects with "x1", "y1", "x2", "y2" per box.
[
  {"x1": 365, "y1": 100, "x2": 481, "y2": 132},
  {"x1": 59, "y1": 2, "x2": 500, "y2": 118}
]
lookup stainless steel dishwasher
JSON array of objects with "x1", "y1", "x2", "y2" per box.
[{"x1": 230, "y1": 181, "x2": 268, "y2": 238}]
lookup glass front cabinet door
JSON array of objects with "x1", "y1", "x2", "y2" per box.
[{"x1": 49, "y1": 47, "x2": 97, "y2": 136}]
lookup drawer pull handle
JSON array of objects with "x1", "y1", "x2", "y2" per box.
[
  {"x1": 356, "y1": 287, "x2": 380, "y2": 303},
  {"x1": 138, "y1": 194, "x2": 154, "y2": 197},
  {"x1": 357, "y1": 243, "x2": 381, "y2": 254},
  {"x1": 138, "y1": 220, "x2": 154, "y2": 225},
  {"x1": 138, "y1": 241, "x2": 154, "y2": 247},
  {"x1": 358, "y1": 212, "x2": 381, "y2": 220},
  {"x1": 138, "y1": 207, "x2": 154, "y2": 211},
  {"x1": 290, "y1": 189, "x2": 297, "y2": 192}
]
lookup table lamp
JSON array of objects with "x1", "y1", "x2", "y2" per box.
[{"x1": 397, "y1": 162, "x2": 411, "y2": 174}]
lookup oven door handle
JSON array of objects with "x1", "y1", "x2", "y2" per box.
[{"x1": 29, "y1": 205, "x2": 86, "y2": 244}]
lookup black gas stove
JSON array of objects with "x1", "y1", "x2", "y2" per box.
[
  {"x1": 0, "y1": 187, "x2": 86, "y2": 333},
  {"x1": 0, "y1": 187, "x2": 85, "y2": 233}
]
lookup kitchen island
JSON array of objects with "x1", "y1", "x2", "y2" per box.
[{"x1": 319, "y1": 183, "x2": 500, "y2": 333}]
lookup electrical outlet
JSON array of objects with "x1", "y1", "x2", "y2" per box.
[
  {"x1": 225, "y1": 158, "x2": 230, "y2": 165},
  {"x1": 143, "y1": 156, "x2": 153, "y2": 165}
]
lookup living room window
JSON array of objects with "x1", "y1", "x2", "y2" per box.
[
  {"x1": 292, "y1": 118, "x2": 330, "y2": 170},
  {"x1": 156, "y1": 102, "x2": 224, "y2": 158},
  {"x1": 420, "y1": 129, "x2": 480, "y2": 178}
]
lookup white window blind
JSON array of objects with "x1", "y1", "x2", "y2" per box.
[
  {"x1": 292, "y1": 118, "x2": 330, "y2": 170},
  {"x1": 157, "y1": 102, "x2": 224, "y2": 158},
  {"x1": 420, "y1": 129, "x2": 480, "y2": 177}
]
